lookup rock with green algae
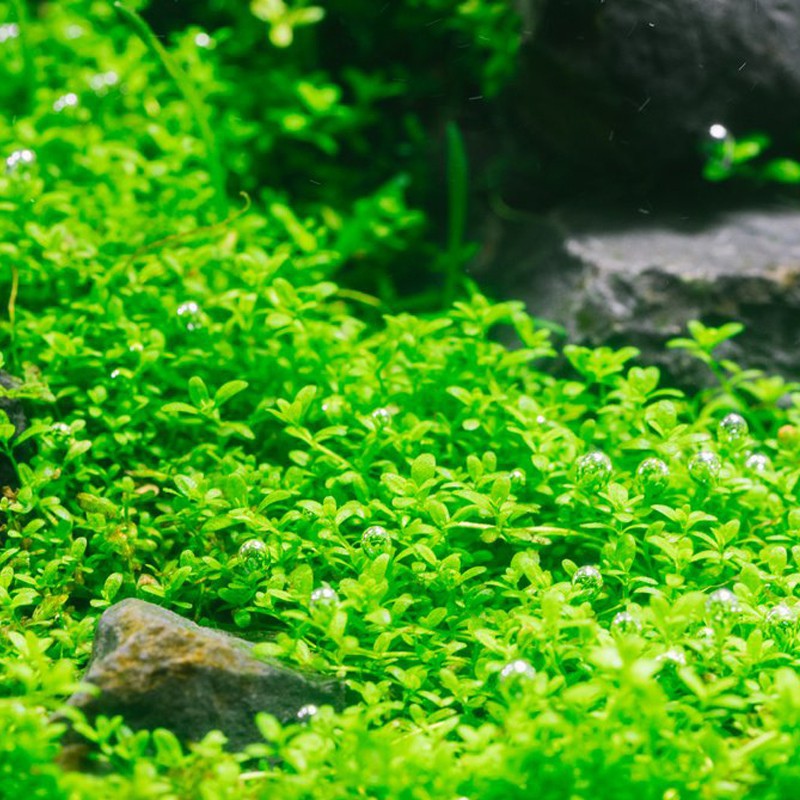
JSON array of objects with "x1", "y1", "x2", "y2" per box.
[{"x1": 62, "y1": 598, "x2": 346, "y2": 760}]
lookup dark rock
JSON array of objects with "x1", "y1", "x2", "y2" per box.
[
  {"x1": 64, "y1": 599, "x2": 346, "y2": 753},
  {"x1": 473, "y1": 200, "x2": 800, "y2": 385},
  {"x1": 0, "y1": 370, "x2": 33, "y2": 489},
  {"x1": 509, "y1": 0, "x2": 800, "y2": 195}
]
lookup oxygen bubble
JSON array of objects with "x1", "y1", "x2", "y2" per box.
[
  {"x1": 129, "y1": 342, "x2": 144, "y2": 353},
  {"x1": 238, "y1": 539, "x2": 268, "y2": 572},
  {"x1": 572, "y1": 565, "x2": 603, "y2": 598},
  {"x1": 536, "y1": 415, "x2": 547, "y2": 425},
  {"x1": 717, "y1": 413, "x2": 748, "y2": 444},
  {"x1": 705, "y1": 588, "x2": 741, "y2": 625},
  {"x1": 370, "y1": 407, "x2": 392, "y2": 425},
  {"x1": 5, "y1": 148, "x2": 36, "y2": 174},
  {"x1": 296, "y1": 704, "x2": 318, "y2": 724},
  {"x1": 709, "y1": 123, "x2": 729, "y2": 140},
  {"x1": 656, "y1": 648, "x2": 687, "y2": 668},
  {"x1": 176, "y1": 301, "x2": 204, "y2": 331},
  {"x1": 611, "y1": 611, "x2": 642, "y2": 636},
  {"x1": 53, "y1": 92, "x2": 79, "y2": 113},
  {"x1": 688, "y1": 451, "x2": 721, "y2": 485},
  {"x1": 361, "y1": 525, "x2": 391, "y2": 558},
  {"x1": 65, "y1": 24, "x2": 84, "y2": 40},
  {"x1": 109, "y1": 368, "x2": 123, "y2": 380},
  {"x1": 509, "y1": 468, "x2": 526, "y2": 486},
  {"x1": 576, "y1": 451, "x2": 612, "y2": 488},
  {"x1": 499, "y1": 659, "x2": 536, "y2": 693},
  {"x1": 51, "y1": 422, "x2": 72, "y2": 438},
  {"x1": 636, "y1": 457, "x2": 670, "y2": 492},
  {"x1": 766, "y1": 603, "x2": 795, "y2": 631},
  {"x1": 195, "y1": 32, "x2": 213, "y2": 48},
  {"x1": 745, "y1": 453, "x2": 771, "y2": 473},
  {"x1": 0, "y1": 23, "x2": 20, "y2": 43},
  {"x1": 310, "y1": 585, "x2": 339, "y2": 611},
  {"x1": 89, "y1": 71, "x2": 119, "y2": 95}
]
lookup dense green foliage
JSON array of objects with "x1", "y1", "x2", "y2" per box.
[{"x1": 4, "y1": 2, "x2": 800, "y2": 799}]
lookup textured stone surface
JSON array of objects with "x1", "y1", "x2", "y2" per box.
[
  {"x1": 474, "y1": 200, "x2": 800, "y2": 383},
  {"x1": 0, "y1": 370, "x2": 32, "y2": 489},
  {"x1": 511, "y1": 0, "x2": 800, "y2": 189},
  {"x1": 65, "y1": 599, "x2": 346, "y2": 751}
]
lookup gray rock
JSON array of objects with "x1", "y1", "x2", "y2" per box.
[
  {"x1": 511, "y1": 0, "x2": 800, "y2": 187},
  {"x1": 474, "y1": 201, "x2": 800, "y2": 384},
  {"x1": 64, "y1": 599, "x2": 346, "y2": 752}
]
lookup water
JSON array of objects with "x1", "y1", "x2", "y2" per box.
[
  {"x1": 361, "y1": 525, "x2": 391, "y2": 558},
  {"x1": 238, "y1": 539, "x2": 268, "y2": 571},
  {"x1": 576, "y1": 451, "x2": 612, "y2": 488},
  {"x1": 572, "y1": 565, "x2": 603, "y2": 598},
  {"x1": 688, "y1": 451, "x2": 721, "y2": 485},
  {"x1": 636, "y1": 457, "x2": 670, "y2": 493}
]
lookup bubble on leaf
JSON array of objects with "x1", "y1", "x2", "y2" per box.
[
  {"x1": 688, "y1": 451, "x2": 721, "y2": 485},
  {"x1": 499, "y1": 659, "x2": 536, "y2": 694},
  {"x1": 745, "y1": 453, "x2": 771, "y2": 473},
  {"x1": 53, "y1": 92, "x2": 79, "y2": 113},
  {"x1": 576, "y1": 451, "x2": 612, "y2": 488},
  {"x1": 611, "y1": 611, "x2": 642, "y2": 636},
  {"x1": 536, "y1": 415, "x2": 547, "y2": 425},
  {"x1": 636, "y1": 457, "x2": 670, "y2": 493},
  {"x1": 656, "y1": 648, "x2": 687, "y2": 668},
  {"x1": 5, "y1": 148, "x2": 36, "y2": 175},
  {"x1": 310, "y1": 585, "x2": 339, "y2": 611},
  {"x1": 361, "y1": 525, "x2": 391, "y2": 558},
  {"x1": 509, "y1": 468, "x2": 526, "y2": 486},
  {"x1": 177, "y1": 301, "x2": 204, "y2": 331},
  {"x1": 296, "y1": 704, "x2": 318, "y2": 723},
  {"x1": 129, "y1": 342, "x2": 144, "y2": 353},
  {"x1": 238, "y1": 539, "x2": 268, "y2": 572},
  {"x1": 705, "y1": 588, "x2": 740, "y2": 626},
  {"x1": 51, "y1": 422, "x2": 71, "y2": 438},
  {"x1": 717, "y1": 413, "x2": 748, "y2": 444},
  {"x1": 766, "y1": 603, "x2": 795, "y2": 630},
  {"x1": 195, "y1": 32, "x2": 213, "y2": 48},
  {"x1": 572, "y1": 565, "x2": 603, "y2": 598},
  {"x1": 370, "y1": 407, "x2": 392, "y2": 425},
  {"x1": 0, "y1": 23, "x2": 20, "y2": 43},
  {"x1": 110, "y1": 369, "x2": 123, "y2": 381}
]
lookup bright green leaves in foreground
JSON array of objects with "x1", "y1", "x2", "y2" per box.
[{"x1": 4, "y1": 2, "x2": 800, "y2": 799}]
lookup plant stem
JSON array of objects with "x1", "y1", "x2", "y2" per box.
[
  {"x1": 10, "y1": 0, "x2": 35, "y2": 111},
  {"x1": 114, "y1": 3, "x2": 228, "y2": 220},
  {"x1": 443, "y1": 121, "x2": 468, "y2": 308}
]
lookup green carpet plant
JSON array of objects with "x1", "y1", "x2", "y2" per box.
[{"x1": 4, "y1": 2, "x2": 800, "y2": 798}]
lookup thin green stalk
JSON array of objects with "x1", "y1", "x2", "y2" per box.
[
  {"x1": 114, "y1": 3, "x2": 227, "y2": 219},
  {"x1": 443, "y1": 121, "x2": 468, "y2": 308},
  {"x1": 10, "y1": 0, "x2": 35, "y2": 110}
]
